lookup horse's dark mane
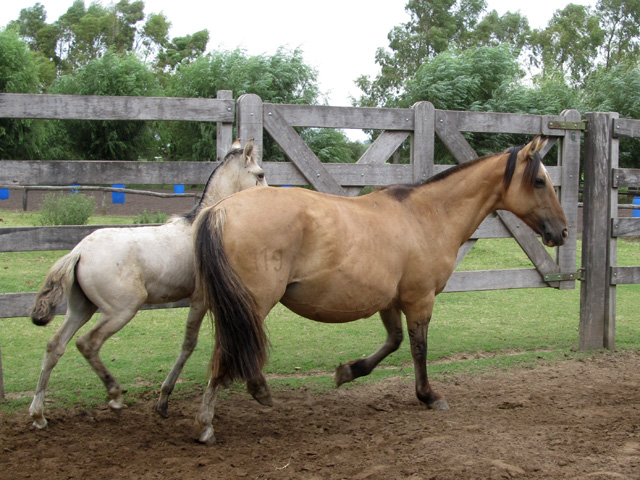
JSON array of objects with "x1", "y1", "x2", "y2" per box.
[
  {"x1": 383, "y1": 144, "x2": 540, "y2": 202},
  {"x1": 181, "y1": 147, "x2": 244, "y2": 224}
]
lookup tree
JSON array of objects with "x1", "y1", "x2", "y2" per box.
[
  {"x1": 597, "y1": 0, "x2": 640, "y2": 69},
  {"x1": 50, "y1": 49, "x2": 160, "y2": 160},
  {"x1": 163, "y1": 48, "x2": 322, "y2": 161},
  {"x1": 529, "y1": 4, "x2": 604, "y2": 84},
  {"x1": 355, "y1": 0, "x2": 532, "y2": 108},
  {"x1": 0, "y1": 28, "x2": 48, "y2": 159}
]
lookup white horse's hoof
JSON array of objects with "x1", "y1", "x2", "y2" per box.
[
  {"x1": 198, "y1": 426, "x2": 216, "y2": 445},
  {"x1": 108, "y1": 398, "x2": 123, "y2": 411},
  {"x1": 31, "y1": 415, "x2": 48, "y2": 429}
]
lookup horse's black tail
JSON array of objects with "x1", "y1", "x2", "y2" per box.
[
  {"x1": 30, "y1": 252, "x2": 80, "y2": 325},
  {"x1": 194, "y1": 207, "x2": 269, "y2": 382}
]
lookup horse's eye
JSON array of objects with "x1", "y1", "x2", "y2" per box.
[
  {"x1": 257, "y1": 173, "x2": 265, "y2": 180},
  {"x1": 535, "y1": 177, "x2": 546, "y2": 188}
]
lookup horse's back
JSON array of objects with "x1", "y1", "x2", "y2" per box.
[
  {"x1": 74, "y1": 221, "x2": 195, "y2": 308},
  {"x1": 215, "y1": 187, "x2": 409, "y2": 322}
]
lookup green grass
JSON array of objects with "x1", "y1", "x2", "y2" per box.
[{"x1": 1, "y1": 209, "x2": 639, "y2": 415}]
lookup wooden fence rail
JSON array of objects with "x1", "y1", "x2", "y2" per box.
[{"x1": 1, "y1": 93, "x2": 581, "y2": 320}]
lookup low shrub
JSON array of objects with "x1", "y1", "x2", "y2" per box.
[
  {"x1": 133, "y1": 209, "x2": 168, "y2": 224},
  {"x1": 37, "y1": 192, "x2": 96, "y2": 225}
]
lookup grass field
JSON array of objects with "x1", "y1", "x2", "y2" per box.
[{"x1": 1, "y1": 208, "x2": 639, "y2": 413}]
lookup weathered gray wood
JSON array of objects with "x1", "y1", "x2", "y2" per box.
[
  {"x1": 444, "y1": 268, "x2": 548, "y2": 292},
  {"x1": 612, "y1": 168, "x2": 640, "y2": 188},
  {"x1": 440, "y1": 110, "x2": 565, "y2": 135},
  {"x1": 411, "y1": 101, "x2": 435, "y2": 182},
  {"x1": 0, "y1": 224, "x2": 156, "y2": 252},
  {"x1": 0, "y1": 292, "x2": 189, "y2": 319},
  {"x1": 0, "y1": 93, "x2": 234, "y2": 122},
  {"x1": 216, "y1": 90, "x2": 234, "y2": 161},
  {"x1": 612, "y1": 218, "x2": 640, "y2": 237},
  {"x1": 237, "y1": 94, "x2": 264, "y2": 162},
  {"x1": 264, "y1": 162, "x2": 413, "y2": 187},
  {"x1": 265, "y1": 103, "x2": 415, "y2": 130},
  {"x1": 263, "y1": 106, "x2": 346, "y2": 195},
  {"x1": 344, "y1": 131, "x2": 410, "y2": 196},
  {"x1": 612, "y1": 118, "x2": 640, "y2": 138},
  {"x1": 556, "y1": 109, "x2": 582, "y2": 290},
  {"x1": 580, "y1": 112, "x2": 618, "y2": 350},
  {"x1": 0, "y1": 160, "x2": 219, "y2": 185},
  {"x1": 435, "y1": 110, "x2": 477, "y2": 164},
  {"x1": 610, "y1": 266, "x2": 640, "y2": 285},
  {"x1": 495, "y1": 210, "x2": 561, "y2": 285}
]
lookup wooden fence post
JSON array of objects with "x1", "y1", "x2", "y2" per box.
[
  {"x1": 237, "y1": 94, "x2": 264, "y2": 162},
  {"x1": 557, "y1": 109, "x2": 582, "y2": 290},
  {"x1": 411, "y1": 101, "x2": 435, "y2": 182},
  {"x1": 580, "y1": 112, "x2": 619, "y2": 349},
  {"x1": 216, "y1": 90, "x2": 234, "y2": 161}
]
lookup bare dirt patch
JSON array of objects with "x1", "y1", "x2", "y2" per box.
[{"x1": 2, "y1": 351, "x2": 639, "y2": 479}]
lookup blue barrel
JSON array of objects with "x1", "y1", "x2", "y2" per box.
[
  {"x1": 70, "y1": 184, "x2": 80, "y2": 194},
  {"x1": 174, "y1": 184, "x2": 185, "y2": 194},
  {"x1": 633, "y1": 197, "x2": 640, "y2": 218},
  {"x1": 112, "y1": 184, "x2": 126, "y2": 204},
  {"x1": 0, "y1": 188, "x2": 9, "y2": 200}
]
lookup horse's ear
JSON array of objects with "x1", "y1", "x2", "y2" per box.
[
  {"x1": 531, "y1": 135, "x2": 549, "y2": 154},
  {"x1": 243, "y1": 138, "x2": 255, "y2": 165},
  {"x1": 232, "y1": 138, "x2": 242, "y2": 149}
]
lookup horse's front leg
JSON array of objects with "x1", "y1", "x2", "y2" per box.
[
  {"x1": 406, "y1": 309, "x2": 449, "y2": 410},
  {"x1": 156, "y1": 301, "x2": 207, "y2": 418},
  {"x1": 194, "y1": 368, "x2": 226, "y2": 445},
  {"x1": 335, "y1": 308, "x2": 403, "y2": 386}
]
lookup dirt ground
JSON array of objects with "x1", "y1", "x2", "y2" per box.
[{"x1": 1, "y1": 351, "x2": 639, "y2": 480}]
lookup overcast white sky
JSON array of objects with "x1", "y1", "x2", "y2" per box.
[{"x1": 1, "y1": 0, "x2": 595, "y2": 106}]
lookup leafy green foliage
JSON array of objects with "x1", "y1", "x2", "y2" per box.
[
  {"x1": 50, "y1": 49, "x2": 160, "y2": 160},
  {"x1": 36, "y1": 192, "x2": 96, "y2": 225},
  {"x1": 133, "y1": 209, "x2": 168, "y2": 224}
]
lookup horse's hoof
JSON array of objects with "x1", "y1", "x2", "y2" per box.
[
  {"x1": 428, "y1": 398, "x2": 450, "y2": 410},
  {"x1": 108, "y1": 398, "x2": 124, "y2": 413},
  {"x1": 253, "y1": 391, "x2": 273, "y2": 407},
  {"x1": 31, "y1": 415, "x2": 48, "y2": 430},
  {"x1": 155, "y1": 402, "x2": 169, "y2": 419},
  {"x1": 197, "y1": 426, "x2": 216, "y2": 445},
  {"x1": 334, "y1": 363, "x2": 353, "y2": 387}
]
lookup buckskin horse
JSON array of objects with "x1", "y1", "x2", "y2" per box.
[
  {"x1": 193, "y1": 136, "x2": 568, "y2": 444},
  {"x1": 29, "y1": 139, "x2": 268, "y2": 429}
]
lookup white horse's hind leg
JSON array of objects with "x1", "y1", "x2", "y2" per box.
[
  {"x1": 156, "y1": 301, "x2": 207, "y2": 418},
  {"x1": 75, "y1": 306, "x2": 141, "y2": 411},
  {"x1": 29, "y1": 284, "x2": 97, "y2": 429}
]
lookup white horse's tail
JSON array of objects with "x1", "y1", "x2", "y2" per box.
[{"x1": 31, "y1": 252, "x2": 81, "y2": 326}]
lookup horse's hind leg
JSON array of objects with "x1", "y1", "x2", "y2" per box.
[
  {"x1": 29, "y1": 284, "x2": 97, "y2": 429},
  {"x1": 194, "y1": 367, "x2": 226, "y2": 445},
  {"x1": 335, "y1": 308, "x2": 403, "y2": 386},
  {"x1": 247, "y1": 372, "x2": 273, "y2": 406},
  {"x1": 75, "y1": 306, "x2": 140, "y2": 412},
  {"x1": 156, "y1": 301, "x2": 206, "y2": 418}
]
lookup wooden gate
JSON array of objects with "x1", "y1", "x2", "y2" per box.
[
  {"x1": 580, "y1": 112, "x2": 640, "y2": 349},
  {"x1": 236, "y1": 95, "x2": 582, "y2": 294}
]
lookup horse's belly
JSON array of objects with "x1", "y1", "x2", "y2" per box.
[{"x1": 280, "y1": 282, "x2": 392, "y2": 323}]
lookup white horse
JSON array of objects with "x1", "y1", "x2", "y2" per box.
[{"x1": 29, "y1": 139, "x2": 271, "y2": 429}]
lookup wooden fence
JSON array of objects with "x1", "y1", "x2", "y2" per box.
[
  {"x1": 579, "y1": 112, "x2": 640, "y2": 349},
  {"x1": 0, "y1": 92, "x2": 600, "y2": 342}
]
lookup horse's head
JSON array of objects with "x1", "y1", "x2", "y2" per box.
[
  {"x1": 501, "y1": 136, "x2": 568, "y2": 247},
  {"x1": 228, "y1": 138, "x2": 268, "y2": 189}
]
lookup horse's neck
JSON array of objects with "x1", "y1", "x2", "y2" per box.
[
  {"x1": 415, "y1": 155, "x2": 506, "y2": 245},
  {"x1": 199, "y1": 166, "x2": 238, "y2": 210}
]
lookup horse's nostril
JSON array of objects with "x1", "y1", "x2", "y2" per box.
[{"x1": 562, "y1": 228, "x2": 569, "y2": 239}]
